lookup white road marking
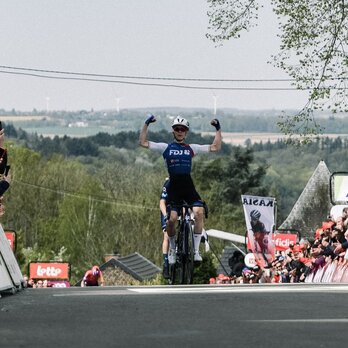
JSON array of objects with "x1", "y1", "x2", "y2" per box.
[
  {"x1": 52, "y1": 284, "x2": 348, "y2": 297},
  {"x1": 129, "y1": 284, "x2": 348, "y2": 294},
  {"x1": 248, "y1": 319, "x2": 348, "y2": 323}
]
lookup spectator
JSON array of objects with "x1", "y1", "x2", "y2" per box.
[
  {"x1": 228, "y1": 250, "x2": 245, "y2": 278},
  {"x1": 81, "y1": 265, "x2": 105, "y2": 287},
  {"x1": 27, "y1": 278, "x2": 35, "y2": 288},
  {"x1": 0, "y1": 171, "x2": 10, "y2": 196},
  {"x1": 242, "y1": 267, "x2": 253, "y2": 284},
  {"x1": 22, "y1": 275, "x2": 29, "y2": 288},
  {"x1": 0, "y1": 128, "x2": 11, "y2": 217},
  {"x1": 334, "y1": 230, "x2": 348, "y2": 257},
  {"x1": 342, "y1": 207, "x2": 348, "y2": 231}
]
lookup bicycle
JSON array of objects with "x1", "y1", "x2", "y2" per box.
[{"x1": 168, "y1": 201, "x2": 208, "y2": 285}]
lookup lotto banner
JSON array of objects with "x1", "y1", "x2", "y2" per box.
[
  {"x1": 242, "y1": 195, "x2": 276, "y2": 268},
  {"x1": 29, "y1": 262, "x2": 70, "y2": 280}
]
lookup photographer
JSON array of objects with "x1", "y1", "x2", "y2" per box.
[{"x1": 228, "y1": 250, "x2": 245, "y2": 278}]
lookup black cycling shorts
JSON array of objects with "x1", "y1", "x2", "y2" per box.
[{"x1": 167, "y1": 174, "x2": 203, "y2": 209}]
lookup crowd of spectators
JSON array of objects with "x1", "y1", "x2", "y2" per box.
[
  {"x1": 210, "y1": 206, "x2": 348, "y2": 284},
  {"x1": 23, "y1": 275, "x2": 70, "y2": 288},
  {"x1": 23, "y1": 276, "x2": 52, "y2": 288}
]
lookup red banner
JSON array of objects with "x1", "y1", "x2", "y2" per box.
[
  {"x1": 29, "y1": 262, "x2": 70, "y2": 280},
  {"x1": 247, "y1": 233, "x2": 297, "y2": 252},
  {"x1": 273, "y1": 233, "x2": 297, "y2": 251},
  {"x1": 5, "y1": 231, "x2": 16, "y2": 251}
]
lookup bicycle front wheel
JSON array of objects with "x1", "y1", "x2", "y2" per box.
[
  {"x1": 170, "y1": 227, "x2": 184, "y2": 285},
  {"x1": 183, "y1": 223, "x2": 194, "y2": 284}
]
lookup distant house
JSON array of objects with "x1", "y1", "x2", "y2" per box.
[{"x1": 77, "y1": 252, "x2": 161, "y2": 286}]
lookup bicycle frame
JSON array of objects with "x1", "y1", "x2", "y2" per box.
[{"x1": 169, "y1": 203, "x2": 195, "y2": 285}]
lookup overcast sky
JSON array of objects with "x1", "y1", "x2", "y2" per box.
[{"x1": 0, "y1": 1, "x2": 309, "y2": 112}]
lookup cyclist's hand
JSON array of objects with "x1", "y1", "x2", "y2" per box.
[
  {"x1": 161, "y1": 214, "x2": 168, "y2": 230},
  {"x1": 210, "y1": 119, "x2": 221, "y2": 131},
  {"x1": 145, "y1": 114, "x2": 156, "y2": 126}
]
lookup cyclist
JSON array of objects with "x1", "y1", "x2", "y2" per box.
[
  {"x1": 81, "y1": 265, "x2": 105, "y2": 287},
  {"x1": 139, "y1": 114, "x2": 221, "y2": 264},
  {"x1": 160, "y1": 177, "x2": 170, "y2": 279}
]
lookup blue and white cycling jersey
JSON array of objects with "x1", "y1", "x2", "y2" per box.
[
  {"x1": 148, "y1": 141, "x2": 210, "y2": 176},
  {"x1": 160, "y1": 178, "x2": 170, "y2": 200},
  {"x1": 160, "y1": 178, "x2": 170, "y2": 230}
]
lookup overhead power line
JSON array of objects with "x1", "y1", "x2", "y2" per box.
[
  {"x1": 0, "y1": 69, "x2": 301, "y2": 91},
  {"x1": 0, "y1": 64, "x2": 298, "y2": 82},
  {"x1": 14, "y1": 179, "x2": 157, "y2": 210},
  {"x1": 0, "y1": 64, "x2": 346, "y2": 91}
]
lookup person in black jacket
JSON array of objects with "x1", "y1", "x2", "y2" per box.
[
  {"x1": 0, "y1": 128, "x2": 11, "y2": 216},
  {"x1": 228, "y1": 250, "x2": 245, "y2": 278}
]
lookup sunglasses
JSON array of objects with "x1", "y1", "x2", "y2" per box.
[{"x1": 173, "y1": 127, "x2": 187, "y2": 133}]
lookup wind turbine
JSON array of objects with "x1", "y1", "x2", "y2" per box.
[
  {"x1": 212, "y1": 94, "x2": 218, "y2": 116},
  {"x1": 113, "y1": 89, "x2": 122, "y2": 113},
  {"x1": 115, "y1": 96, "x2": 121, "y2": 113},
  {"x1": 46, "y1": 97, "x2": 50, "y2": 113}
]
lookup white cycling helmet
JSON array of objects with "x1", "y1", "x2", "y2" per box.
[
  {"x1": 172, "y1": 116, "x2": 189, "y2": 130},
  {"x1": 250, "y1": 209, "x2": 261, "y2": 220}
]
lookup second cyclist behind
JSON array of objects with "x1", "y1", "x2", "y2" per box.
[{"x1": 160, "y1": 177, "x2": 170, "y2": 279}]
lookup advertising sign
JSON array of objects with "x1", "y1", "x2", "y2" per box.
[
  {"x1": 242, "y1": 195, "x2": 276, "y2": 267},
  {"x1": 247, "y1": 233, "x2": 297, "y2": 252},
  {"x1": 5, "y1": 231, "x2": 16, "y2": 251},
  {"x1": 49, "y1": 280, "x2": 71, "y2": 288},
  {"x1": 0, "y1": 253, "x2": 13, "y2": 292},
  {"x1": 29, "y1": 262, "x2": 70, "y2": 280},
  {"x1": 0, "y1": 224, "x2": 23, "y2": 287},
  {"x1": 273, "y1": 233, "x2": 297, "y2": 251},
  {"x1": 330, "y1": 172, "x2": 348, "y2": 205},
  {"x1": 244, "y1": 253, "x2": 257, "y2": 268}
]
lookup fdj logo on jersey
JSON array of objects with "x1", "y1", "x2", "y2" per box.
[{"x1": 169, "y1": 149, "x2": 191, "y2": 156}]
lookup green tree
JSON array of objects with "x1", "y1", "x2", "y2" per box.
[
  {"x1": 206, "y1": 0, "x2": 348, "y2": 142},
  {"x1": 193, "y1": 148, "x2": 268, "y2": 234}
]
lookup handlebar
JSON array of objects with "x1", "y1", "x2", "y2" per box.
[{"x1": 166, "y1": 201, "x2": 209, "y2": 219}]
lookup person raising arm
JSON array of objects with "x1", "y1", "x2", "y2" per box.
[{"x1": 139, "y1": 114, "x2": 221, "y2": 264}]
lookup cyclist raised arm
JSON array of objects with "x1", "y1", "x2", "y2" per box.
[
  {"x1": 139, "y1": 114, "x2": 156, "y2": 148},
  {"x1": 139, "y1": 114, "x2": 221, "y2": 264},
  {"x1": 209, "y1": 119, "x2": 222, "y2": 152}
]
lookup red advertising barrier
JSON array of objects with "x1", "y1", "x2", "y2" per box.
[
  {"x1": 29, "y1": 262, "x2": 70, "y2": 280},
  {"x1": 49, "y1": 280, "x2": 71, "y2": 288},
  {"x1": 247, "y1": 233, "x2": 297, "y2": 251},
  {"x1": 5, "y1": 231, "x2": 16, "y2": 251},
  {"x1": 305, "y1": 260, "x2": 348, "y2": 283},
  {"x1": 273, "y1": 233, "x2": 297, "y2": 251}
]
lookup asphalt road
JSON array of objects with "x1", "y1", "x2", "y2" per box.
[{"x1": 1, "y1": 283, "x2": 348, "y2": 348}]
